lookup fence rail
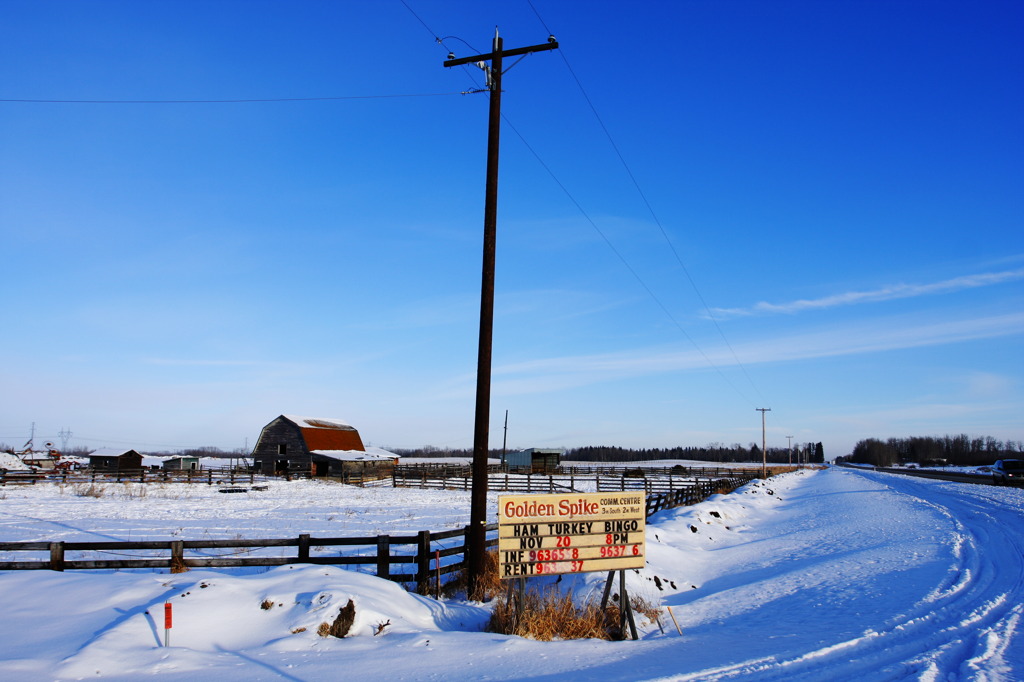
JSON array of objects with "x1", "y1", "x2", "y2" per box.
[
  {"x1": 0, "y1": 468, "x2": 386, "y2": 487},
  {"x1": 0, "y1": 524, "x2": 501, "y2": 587}
]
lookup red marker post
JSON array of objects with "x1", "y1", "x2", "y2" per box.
[{"x1": 164, "y1": 602, "x2": 172, "y2": 647}]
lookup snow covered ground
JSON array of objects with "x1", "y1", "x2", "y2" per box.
[{"x1": 0, "y1": 466, "x2": 1021, "y2": 680}]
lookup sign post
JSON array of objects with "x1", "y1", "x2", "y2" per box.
[
  {"x1": 497, "y1": 491, "x2": 645, "y2": 639},
  {"x1": 163, "y1": 602, "x2": 172, "y2": 647}
]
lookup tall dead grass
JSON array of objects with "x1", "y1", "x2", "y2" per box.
[{"x1": 489, "y1": 588, "x2": 613, "y2": 641}]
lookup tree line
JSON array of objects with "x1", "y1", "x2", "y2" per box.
[
  {"x1": 838, "y1": 434, "x2": 1022, "y2": 468},
  {"x1": 392, "y1": 442, "x2": 826, "y2": 464}
]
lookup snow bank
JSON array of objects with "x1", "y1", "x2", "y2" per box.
[
  {"x1": 0, "y1": 452, "x2": 30, "y2": 470},
  {"x1": 0, "y1": 469, "x2": 1021, "y2": 680}
]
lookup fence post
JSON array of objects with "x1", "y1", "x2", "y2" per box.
[
  {"x1": 208, "y1": 470, "x2": 213, "y2": 486},
  {"x1": 298, "y1": 534, "x2": 310, "y2": 562},
  {"x1": 49, "y1": 542, "x2": 65, "y2": 571},
  {"x1": 170, "y1": 541, "x2": 184, "y2": 572},
  {"x1": 376, "y1": 535, "x2": 391, "y2": 580},
  {"x1": 415, "y1": 530, "x2": 431, "y2": 588}
]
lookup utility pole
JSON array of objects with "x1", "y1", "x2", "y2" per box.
[
  {"x1": 444, "y1": 29, "x2": 558, "y2": 600},
  {"x1": 756, "y1": 408, "x2": 771, "y2": 478},
  {"x1": 786, "y1": 435, "x2": 793, "y2": 465},
  {"x1": 59, "y1": 427, "x2": 73, "y2": 453},
  {"x1": 501, "y1": 410, "x2": 509, "y2": 469}
]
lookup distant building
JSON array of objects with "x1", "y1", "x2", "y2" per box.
[
  {"x1": 163, "y1": 456, "x2": 200, "y2": 471},
  {"x1": 251, "y1": 415, "x2": 397, "y2": 478},
  {"x1": 506, "y1": 448, "x2": 562, "y2": 473},
  {"x1": 88, "y1": 448, "x2": 144, "y2": 471}
]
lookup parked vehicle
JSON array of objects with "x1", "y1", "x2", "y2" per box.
[{"x1": 991, "y1": 459, "x2": 1024, "y2": 485}]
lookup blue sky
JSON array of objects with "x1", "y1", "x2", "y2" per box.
[{"x1": 1, "y1": 0, "x2": 1021, "y2": 458}]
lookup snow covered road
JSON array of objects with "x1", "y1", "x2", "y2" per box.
[
  {"x1": 648, "y1": 467, "x2": 1024, "y2": 680},
  {"x1": 0, "y1": 467, "x2": 1020, "y2": 680}
]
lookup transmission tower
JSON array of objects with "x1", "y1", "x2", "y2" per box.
[{"x1": 59, "y1": 427, "x2": 73, "y2": 452}]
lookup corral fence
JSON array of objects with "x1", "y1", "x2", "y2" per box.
[
  {"x1": 391, "y1": 465, "x2": 786, "y2": 496},
  {"x1": 0, "y1": 468, "x2": 778, "y2": 582},
  {"x1": 0, "y1": 468, "x2": 378, "y2": 487},
  {"x1": 0, "y1": 524, "x2": 499, "y2": 591}
]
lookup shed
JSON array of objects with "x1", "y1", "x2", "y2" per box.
[
  {"x1": 88, "y1": 448, "x2": 144, "y2": 471},
  {"x1": 251, "y1": 415, "x2": 395, "y2": 478},
  {"x1": 163, "y1": 456, "x2": 200, "y2": 471},
  {"x1": 506, "y1": 448, "x2": 562, "y2": 473}
]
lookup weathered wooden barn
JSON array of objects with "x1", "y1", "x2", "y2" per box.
[
  {"x1": 506, "y1": 448, "x2": 562, "y2": 473},
  {"x1": 88, "y1": 448, "x2": 144, "y2": 471},
  {"x1": 251, "y1": 415, "x2": 397, "y2": 479}
]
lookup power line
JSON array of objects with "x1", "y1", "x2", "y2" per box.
[
  {"x1": 501, "y1": 115, "x2": 755, "y2": 404},
  {"x1": 400, "y1": 0, "x2": 761, "y2": 406},
  {"x1": 403, "y1": 0, "x2": 758, "y2": 405},
  {"x1": 526, "y1": 0, "x2": 768, "y2": 407}
]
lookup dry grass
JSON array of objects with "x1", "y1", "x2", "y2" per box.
[
  {"x1": 120, "y1": 483, "x2": 147, "y2": 499},
  {"x1": 488, "y1": 588, "x2": 613, "y2": 641},
  {"x1": 73, "y1": 483, "x2": 106, "y2": 498},
  {"x1": 629, "y1": 593, "x2": 662, "y2": 623},
  {"x1": 442, "y1": 550, "x2": 505, "y2": 601}
]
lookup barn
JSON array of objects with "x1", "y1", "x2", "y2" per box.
[
  {"x1": 251, "y1": 415, "x2": 397, "y2": 479},
  {"x1": 88, "y1": 448, "x2": 144, "y2": 471}
]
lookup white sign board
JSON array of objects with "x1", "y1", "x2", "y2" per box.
[{"x1": 497, "y1": 492, "x2": 646, "y2": 578}]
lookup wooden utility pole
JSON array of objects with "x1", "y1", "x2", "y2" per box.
[
  {"x1": 444, "y1": 29, "x2": 558, "y2": 600},
  {"x1": 757, "y1": 408, "x2": 771, "y2": 478},
  {"x1": 501, "y1": 409, "x2": 509, "y2": 468}
]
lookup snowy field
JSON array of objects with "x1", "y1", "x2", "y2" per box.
[{"x1": 0, "y1": 467, "x2": 1022, "y2": 680}]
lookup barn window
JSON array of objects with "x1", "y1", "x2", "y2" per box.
[{"x1": 278, "y1": 444, "x2": 287, "y2": 455}]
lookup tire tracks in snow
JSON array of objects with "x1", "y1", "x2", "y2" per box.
[{"x1": 687, "y1": 469, "x2": 1024, "y2": 681}]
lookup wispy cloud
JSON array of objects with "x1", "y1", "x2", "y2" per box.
[
  {"x1": 470, "y1": 311, "x2": 1024, "y2": 397},
  {"x1": 710, "y1": 268, "x2": 1024, "y2": 319}
]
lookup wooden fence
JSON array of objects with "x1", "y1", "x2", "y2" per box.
[
  {"x1": 0, "y1": 472, "x2": 766, "y2": 579},
  {"x1": 0, "y1": 468, "x2": 261, "y2": 487},
  {"x1": 0, "y1": 468, "x2": 383, "y2": 487},
  {"x1": 0, "y1": 524, "x2": 500, "y2": 588},
  {"x1": 392, "y1": 469, "x2": 765, "y2": 496},
  {"x1": 0, "y1": 464, "x2": 786, "y2": 581}
]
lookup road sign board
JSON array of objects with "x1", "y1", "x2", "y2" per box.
[{"x1": 497, "y1": 492, "x2": 646, "y2": 578}]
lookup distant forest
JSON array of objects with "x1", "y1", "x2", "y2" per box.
[
  {"x1": 837, "y1": 434, "x2": 1021, "y2": 468},
  {"x1": 392, "y1": 442, "x2": 825, "y2": 464}
]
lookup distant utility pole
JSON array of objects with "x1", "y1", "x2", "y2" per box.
[
  {"x1": 59, "y1": 427, "x2": 73, "y2": 453},
  {"x1": 786, "y1": 435, "x2": 793, "y2": 465},
  {"x1": 756, "y1": 408, "x2": 771, "y2": 478},
  {"x1": 444, "y1": 29, "x2": 558, "y2": 600},
  {"x1": 501, "y1": 410, "x2": 509, "y2": 468}
]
